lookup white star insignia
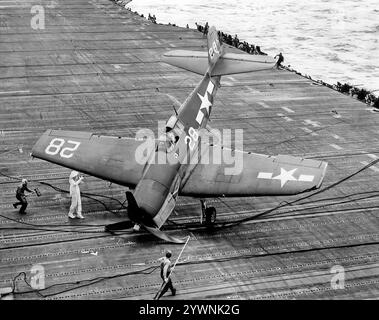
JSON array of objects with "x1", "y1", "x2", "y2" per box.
[
  {"x1": 197, "y1": 91, "x2": 212, "y2": 114},
  {"x1": 272, "y1": 168, "x2": 297, "y2": 187}
]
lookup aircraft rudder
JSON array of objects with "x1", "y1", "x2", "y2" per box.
[{"x1": 207, "y1": 26, "x2": 223, "y2": 68}]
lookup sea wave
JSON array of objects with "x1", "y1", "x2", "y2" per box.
[{"x1": 130, "y1": 0, "x2": 379, "y2": 91}]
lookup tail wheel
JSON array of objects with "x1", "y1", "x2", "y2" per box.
[{"x1": 205, "y1": 207, "x2": 216, "y2": 226}]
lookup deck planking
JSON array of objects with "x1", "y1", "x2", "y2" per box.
[{"x1": 0, "y1": 0, "x2": 378, "y2": 300}]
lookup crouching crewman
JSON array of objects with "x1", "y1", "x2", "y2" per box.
[{"x1": 13, "y1": 179, "x2": 34, "y2": 214}]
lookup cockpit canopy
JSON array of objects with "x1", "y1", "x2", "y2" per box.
[
  {"x1": 165, "y1": 115, "x2": 178, "y2": 132},
  {"x1": 157, "y1": 115, "x2": 181, "y2": 153}
]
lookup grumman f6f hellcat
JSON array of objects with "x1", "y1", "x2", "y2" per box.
[{"x1": 31, "y1": 26, "x2": 328, "y2": 243}]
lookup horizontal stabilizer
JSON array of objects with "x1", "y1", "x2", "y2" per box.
[{"x1": 163, "y1": 50, "x2": 276, "y2": 76}]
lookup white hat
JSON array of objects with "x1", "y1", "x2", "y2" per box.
[
  {"x1": 69, "y1": 171, "x2": 79, "y2": 179},
  {"x1": 22, "y1": 178, "x2": 28, "y2": 184}
]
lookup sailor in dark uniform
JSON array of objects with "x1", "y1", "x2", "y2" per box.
[
  {"x1": 274, "y1": 52, "x2": 284, "y2": 69},
  {"x1": 157, "y1": 250, "x2": 176, "y2": 299},
  {"x1": 13, "y1": 179, "x2": 34, "y2": 214}
]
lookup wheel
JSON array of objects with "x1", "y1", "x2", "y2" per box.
[{"x1": 205, "y1": 207, "x2": 216, "y2": 226}]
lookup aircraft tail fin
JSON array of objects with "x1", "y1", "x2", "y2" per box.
[{"x1": 206, "y1": 26, "x2": 223, "y2": 69}]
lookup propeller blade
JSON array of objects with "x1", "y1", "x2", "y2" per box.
[{"x1": 143, "y1": 224, "x2": 187, "y2": 244}]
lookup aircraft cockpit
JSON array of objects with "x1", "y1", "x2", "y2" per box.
[{"x1": 157, "y1": 115, "x2": 180, "y2": 153}]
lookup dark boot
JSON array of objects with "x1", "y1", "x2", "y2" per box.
[{"x1": 19, "y1": 200, "x2": 27, "y2": 214}]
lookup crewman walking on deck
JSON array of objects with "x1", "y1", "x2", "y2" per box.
[
  {"x1": 13, "y1": 179, "x2": 34, "y2": 214},
  {"x1": 274, "y1": 52, "x2": 284, "y2": 69},
  {"x1": 156, "y1": 250, "x2": 176, "y2": 299},
  {"x1": 68, "y1": 171, "x2": 84, "y2": 219}
]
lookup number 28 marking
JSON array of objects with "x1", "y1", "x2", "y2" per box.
[
  {"x1": 184, "y1": 127, "x2": 199, "y2": 150},
  {"x1": 45, "y1": 138, "x2": 81, "y2": 158},
  {"x1": 208, "y1": 40, "x2": 220, "y2": 59}
]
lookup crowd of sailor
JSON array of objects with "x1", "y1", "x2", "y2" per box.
[{"x1": 195, "y1": 22, "x2": 266, "y2": 55}]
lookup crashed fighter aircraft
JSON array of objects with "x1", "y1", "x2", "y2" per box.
[{"x1": 31, "y1": 26, "x2": 328, "y2": 243}]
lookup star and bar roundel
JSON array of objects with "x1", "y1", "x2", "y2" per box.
[
  {"x1": 195, "y1": 79, "x2": 215, "y2": 125},
  {"x1": 257, "y1": 168, "x2": 314, "y2": 188}
]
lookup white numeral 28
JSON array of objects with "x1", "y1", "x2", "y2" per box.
[
  {"x1": 45, "y1": 138, "x2": 81, "y2": 158},
  {"x1": 184, "y1": 127, "x2": 199, "y2": 150}
]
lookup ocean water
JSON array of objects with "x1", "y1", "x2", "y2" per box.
[{"x1": 130, "y1": 0, "x2": 379, "y2": 92}]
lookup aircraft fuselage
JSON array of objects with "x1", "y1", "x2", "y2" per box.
[{"x1": 132, "y1": 74, "x2": 220, "y2": 226}]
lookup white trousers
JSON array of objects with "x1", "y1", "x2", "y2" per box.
[{"x1": 69, "y1": 192, "x2": 82, "y2": 215}]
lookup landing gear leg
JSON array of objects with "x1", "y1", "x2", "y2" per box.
[{"x1": 200, "y1": 200, "x2": 216, "y2": 227}]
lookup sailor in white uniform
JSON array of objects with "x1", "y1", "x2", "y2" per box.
[{"x1": 68, "y1": 171, "x2": 84, "y2": 219}]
